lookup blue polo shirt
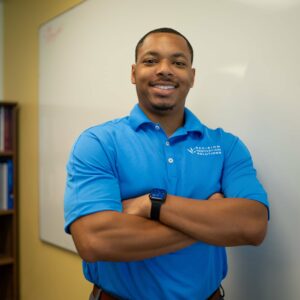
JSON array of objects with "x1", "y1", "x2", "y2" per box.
[{"x1": 64, "y1": 104, "x2": 269, "y2": 300}]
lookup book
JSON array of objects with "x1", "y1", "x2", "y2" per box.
[
  {"x1": 0, "y1": 163, "x2": 3, "y2": 208},
  {"x1": 4, "y1": 108, "x2": 13, "y2": 151},
  {"x1": 0, "y1": 162, "x2": 8, "y2": 209},
  {"x1": 0, "y1": 107, "x2": 4, "y2": 151},
  {"x1": 7, "y1": 159, "x2": 14, "y2": 209},
  {"x1": 0, "y1": 160, "x2": 13, "y2": 210}
]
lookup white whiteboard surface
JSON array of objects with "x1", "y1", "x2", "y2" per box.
[{"x1": 39, "y1": 0, "x2": 300, "y2": 299}]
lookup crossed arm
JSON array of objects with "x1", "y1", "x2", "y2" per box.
[{"x1": 70, "y1": 193, "x2": 268, "y2": 262}]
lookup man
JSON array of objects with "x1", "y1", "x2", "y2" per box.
[{"x1": 64, "y1": 28, "x2": 269, "y2": 300}]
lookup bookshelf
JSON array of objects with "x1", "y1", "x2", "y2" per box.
[{"x1": 0, "y1": 102, "x2": 18, "y2": 300}]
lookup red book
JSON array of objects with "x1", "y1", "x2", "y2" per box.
[{"x1": 4, "y1": 108, "x2": 13, "y2": 151}]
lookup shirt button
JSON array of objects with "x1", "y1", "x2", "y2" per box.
[
  {"x1": 165, "y1": 141, "x2": 170, "y2": 146},
  {"x1": 155, "y1": 124, "x2": 160, "y2": 130},
  {"x1": 168, "y1": 158, "x2": 174, "y2": 164}
]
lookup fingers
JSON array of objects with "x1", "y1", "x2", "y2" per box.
[{"x1": 208, "y1": 192, "x2": 224, "y2": 201}]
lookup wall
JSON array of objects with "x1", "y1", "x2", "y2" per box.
[
  {"x1": 3, "y1": 1, "x2": 91, "y2": 299},
  {"x1": 4, "y1": 0, "x2": 300, "y2": 299}
]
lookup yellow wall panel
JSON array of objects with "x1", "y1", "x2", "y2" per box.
[{"x1": 3, "y1": 1, "x2": 92, "y2": 299}]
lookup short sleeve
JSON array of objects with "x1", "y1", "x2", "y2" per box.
[
  {"x1": 64, "y1": 129, "x2": 122, "y2": 234},
  {"x1": 221, "y1": 136, "x2": 269, "y2": 213}
]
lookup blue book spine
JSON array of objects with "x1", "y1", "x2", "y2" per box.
[{"x1": 7, "y1": 159, "x2": 14, "y2": 209}]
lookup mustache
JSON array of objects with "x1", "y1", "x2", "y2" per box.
[{"x1": 149, "y1": 78, "x2": 179, "y2": 87}]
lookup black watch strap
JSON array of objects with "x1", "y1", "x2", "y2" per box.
[
  {"x1": 150, "y1": 200, "x2": 163, "y2": 220},
  {"x1": 149, "y1": 189, "x2": 167, "y2": 221}
]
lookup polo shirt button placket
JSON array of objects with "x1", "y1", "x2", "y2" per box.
[
  {"x1": 165, "y1": 140, "x2": 177, "y2": 192},
  {"x1": 168, "y1": 158, "x2": 174, "y2": 164}
]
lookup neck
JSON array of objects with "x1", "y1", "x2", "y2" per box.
[{"x1": 139, "y1": 104, "x2": 185, "y2": 137}]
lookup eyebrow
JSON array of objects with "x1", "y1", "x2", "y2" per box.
[
  {"x1": 141, "y1": 51, "x2": 188, "y2": 60},
  {"x1": 172, "y1": 52, "x2": 188, "y2": 60}
]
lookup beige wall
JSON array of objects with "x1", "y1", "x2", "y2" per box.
[{"x1": 3, "y1": 1, "x2": 92, "y2": 299}]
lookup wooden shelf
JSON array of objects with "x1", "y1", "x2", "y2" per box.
[
  {"x1": 0, "y1": 101, "x2": 17, "y2": 106},
  {"x1": 0, "y1": 255, "x2": 14, "y2": 266},
  {"x1": 0, "y1": 209, "x2": 14, "y2": 216},
  {"x1": 0, "y1": 102, "x2": 18, "y2": 300},
  {"x1": 0, "y1": 151, "x2": 14, "y2": 157}
]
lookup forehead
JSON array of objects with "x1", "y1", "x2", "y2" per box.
[{"x1": 137, "y1": 33, "x2": 191, "y2": 60}]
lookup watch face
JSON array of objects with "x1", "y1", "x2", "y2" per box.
[{"x1": 150, "y1": 188, "x2": 167, "y2": 201}]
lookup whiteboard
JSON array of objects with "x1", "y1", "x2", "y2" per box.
[{"x1": 39, "y1": 0, "x2": 300, "y2": 299}]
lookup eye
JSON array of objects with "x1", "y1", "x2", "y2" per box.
[
  {"x1": 143, "y1": 58, "x2": 157, "y2": 65},
  {"x1": 174, "y1": 61, "x2": 186, "y2": 67}
]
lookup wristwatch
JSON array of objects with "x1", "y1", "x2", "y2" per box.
[{"x1": 149, "y1": 188, "x2": 167, "y2": 221}]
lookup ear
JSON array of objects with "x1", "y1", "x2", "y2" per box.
[
  {"x1": 131, "y1": 64, "x2": 136, "y2": 84},
  {"x1": 190, "y1": 68, "x2": 196, "y2": 88}
]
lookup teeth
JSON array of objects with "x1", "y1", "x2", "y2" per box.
[{"x1": 154, "y1": 85, "x2": 175, "y2": 90}]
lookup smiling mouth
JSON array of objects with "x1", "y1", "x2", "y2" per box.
[
  {"x1": 153, "y1": 85, "x2": 176, "y2": 90},
  {"x1": 150, "y1": 81, "x2": 178, "y2": 91}
]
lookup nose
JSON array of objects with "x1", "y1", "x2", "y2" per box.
[{"x1": 156, "y1": 60, "x2": 173, "y2": 77}]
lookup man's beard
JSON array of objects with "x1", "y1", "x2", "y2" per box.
[{"x1": 151, "y1": 103, "x2": 175, "y2": 111}]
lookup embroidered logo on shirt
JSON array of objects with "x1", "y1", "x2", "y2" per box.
[{"x1": 187, "y1": 145, "x2": 222, "y2": 156}]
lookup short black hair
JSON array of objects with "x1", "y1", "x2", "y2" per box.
[{"x1": 135, "y1": 27, "x2": 194, "y2": 64}]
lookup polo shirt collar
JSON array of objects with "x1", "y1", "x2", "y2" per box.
[
  {"x1": 129, "y1": 104, "x2": 204, "y2": 135},
  {"x1": 129, "y1": 104, "x2": 153, "y2": 130},
  {"x1": 183, "y1": 107, "x2": 204, "y2": 135}
]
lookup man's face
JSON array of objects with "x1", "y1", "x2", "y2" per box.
[{"x1": 131, "y1": 33, "x2": 195, "y2": 116}]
